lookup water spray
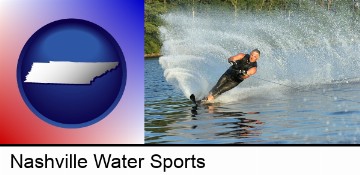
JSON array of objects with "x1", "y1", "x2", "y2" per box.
[{"x1": 159, "y1": 8, "x2": 360, "y2": 102}]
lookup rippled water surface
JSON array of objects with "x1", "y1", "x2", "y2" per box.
[{"x1": 145, "y1": 58, "x2": 360, "y2": 144}]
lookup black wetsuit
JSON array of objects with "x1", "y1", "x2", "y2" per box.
[{"x1": 209, "y1": 54, "x2": 257, "y2": 99}]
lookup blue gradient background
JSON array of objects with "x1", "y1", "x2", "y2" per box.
[{"x1": 0, "y1": 0, "x2": 144, "y2": 143}]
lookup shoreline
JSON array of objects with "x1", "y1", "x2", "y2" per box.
[{"x1": 144, "y1": 53, "x2": 162, "y2": 59}]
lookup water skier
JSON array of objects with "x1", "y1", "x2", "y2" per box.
[{"x1": 204, "y1": 49, "x2": 261, "y2": 103}]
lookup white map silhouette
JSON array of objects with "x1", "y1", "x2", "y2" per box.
[{"x1": 25, "y1": 61, "x2": 119, "y2": 84}]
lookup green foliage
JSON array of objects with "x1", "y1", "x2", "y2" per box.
[{"x1": 145, "y1": 0, "x2": 167, "y2": 55}]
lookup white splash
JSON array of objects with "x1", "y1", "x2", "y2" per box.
[{"x1": 159, "y1": 9, "x2": 360, "y2": 101}]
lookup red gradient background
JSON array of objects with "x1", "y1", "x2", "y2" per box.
[{"x1": 0, "y1": 0, "x2": 144, "y2": 144}]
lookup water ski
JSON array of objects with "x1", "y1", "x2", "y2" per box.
[
  {"x1": 190, "y1": 94, "x2": 197, "y2": 104},
  {"x1": 190, "y1": 94, "x2": 212, "y2": 106},
  {"x1": 189, "y1": 94, "x2": 198, "y2": 116}
]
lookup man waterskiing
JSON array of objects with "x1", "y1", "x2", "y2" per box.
[{"x1": 200, "y1": 49, "x2": 261, "y2": 103}]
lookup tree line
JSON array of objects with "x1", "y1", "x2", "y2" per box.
[{"x1": 145, "y1": 0, "x2": 359, "y2": 57}]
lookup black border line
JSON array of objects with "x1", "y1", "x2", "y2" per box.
[{"x1": 0, "y1": 144, "x2": 359, "y2": 147}]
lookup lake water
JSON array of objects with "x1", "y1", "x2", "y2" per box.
[{"x1": 145, "y1": 58, "x2": 360, "y2": 144}]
